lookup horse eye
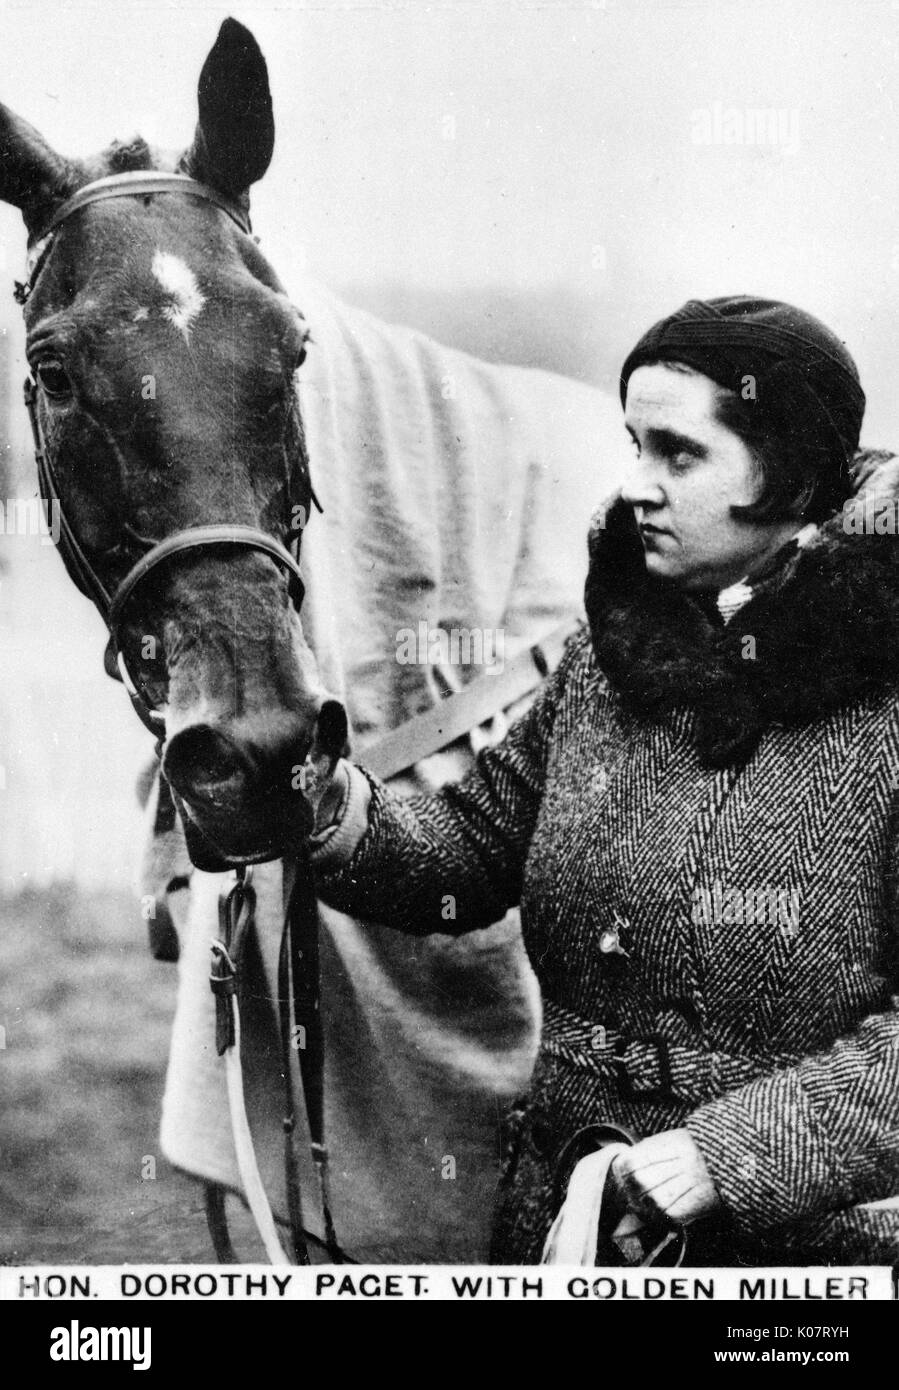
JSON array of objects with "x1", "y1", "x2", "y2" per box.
[
  {"x1": 289, "y1": 335, "x2": 308, "y2": 371},
  {"x1": 36, "y1": 360, "x2": 73, "y2": 399},
  {"x1": 294, "y1": 321, "x2": 311, "y2": 369}
]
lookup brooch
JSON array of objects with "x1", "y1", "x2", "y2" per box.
[{"x1": 598, "y1": 911, "x2": 630, "y2": 958}]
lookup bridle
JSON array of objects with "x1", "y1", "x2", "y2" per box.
[
  {"x1": 17, "y1": 169, "x2": 344, "y2": 1266},
  {"x1": 19, "y1": 170, "x2": 312, "y2": 737},
  {"x1": 15, "y1": 168, "x2": 587, "y2": 1269}
]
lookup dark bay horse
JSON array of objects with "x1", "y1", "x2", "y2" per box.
[
  {"x1": 1, "y1": 18, "x2": 626, "y2": 1261},
  {"x1": 2, "y1": 19, "x2": 348, "y2": 872}
]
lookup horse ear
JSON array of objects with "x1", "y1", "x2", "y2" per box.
[
  {"x1": 0, "y1": 104, "x2": 77, "y2": 236},
  {"x1": 182, "y1": 18, "x2": 274, "y2": 200}
]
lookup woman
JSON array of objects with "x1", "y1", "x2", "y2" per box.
[{"x1": 308, "y1": 295, "x2": 899, "y2": 1265}]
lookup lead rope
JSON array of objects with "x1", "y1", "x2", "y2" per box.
[
  {"x1": 207, "y1": 857, "x2": 349, "y2": 1265},
  {"x1": 210, "y1": 867, "x2": 292, "y2": 1265},
  {"x1": 277, "y1": 877, "x2": 310, "y2": 1266},
  {"x1": 283, "y1": 849, "x2": 344, "y2": 1261}
]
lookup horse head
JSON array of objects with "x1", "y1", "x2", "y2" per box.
[{"x1": 1, "y1": 19, "x2": 347, "y2": 867}]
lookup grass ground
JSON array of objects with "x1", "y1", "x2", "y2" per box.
[{"x1": 0, "y1": 885, "x2": 235, "y2": 1264}]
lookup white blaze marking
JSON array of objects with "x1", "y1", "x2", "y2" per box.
[{"x1": 151, "y1": 249, "x2": 205, "y2": 342}]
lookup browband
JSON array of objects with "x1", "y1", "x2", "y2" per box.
[{"x1": 29, "y1": 171, "x2": 252, "y2": 246}]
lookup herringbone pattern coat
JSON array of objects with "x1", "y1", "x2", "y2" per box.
[{"x1": 315, "y1": 464, "x2": 899, "y2": 1264}]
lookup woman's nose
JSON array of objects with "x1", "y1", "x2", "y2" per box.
[{"x1": 620, "y1": 458, "x2": 666, "y2": 510}]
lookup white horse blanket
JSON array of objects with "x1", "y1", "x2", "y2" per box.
[{"x1": 151, "y1": 275, "x2": 627, "y2": 1261}]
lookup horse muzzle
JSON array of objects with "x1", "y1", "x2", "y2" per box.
[{"x1": 162, "y1": 698, "x2": 348, "y2": 870}]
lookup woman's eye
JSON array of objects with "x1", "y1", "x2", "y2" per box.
[
  {"x1": 294, "y1": 313, "x2": 311, "y2": 369},
  {"x1": 667, "y1": 452, "x2": 694, "y2": 475},
  {"x1": 36, "y1": 360, "x2": 73, "y2": 399}
]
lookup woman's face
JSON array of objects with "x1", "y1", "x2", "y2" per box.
[{"x1": 622, "y1": 363, "x2": 799, "y2": 593}]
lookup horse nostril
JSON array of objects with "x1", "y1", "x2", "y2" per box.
[
  {"x1": 162, "y1": 726, "x2": 253, "y2": 805},
  {"x1": 314, "y1": 699, "x2": 348, "y2": 760}
]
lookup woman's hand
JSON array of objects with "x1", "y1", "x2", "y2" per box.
[
  {"x1": 307, "y1": 759, "x2": 350, "y2": 833},
  {"x1": 610, "y1": 1128, "x2": 722, "y2": 1226},
  {"x1": 298, "y1": 699, "x2": 350, "y2": 834}
]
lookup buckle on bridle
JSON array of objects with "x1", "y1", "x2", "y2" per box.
[
  {"x1": 211, "y1": 869, "x2": 257, "y2": 1055},
  {"x1": 613, "y1": 1033, "x2": 672, "y2": 1103}
]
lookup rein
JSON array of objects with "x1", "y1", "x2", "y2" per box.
[
  {"x1": 209, "y1": 860, "x2": 345, "y2": 1265},
  {"x1": 17, "y1": 170, "x2": 342, "y2": 1265}
]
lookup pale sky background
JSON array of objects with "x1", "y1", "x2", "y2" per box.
[
  {"x1": 2, "y1": 0, "x2": 899, "y2": 887},
  {"x1": 2, "y1": 0, "x2": 899, "y2": 435}
]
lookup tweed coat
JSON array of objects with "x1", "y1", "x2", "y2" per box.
[{"x1": 313, "y1": 461, "x2": 899, "y2": 1265}]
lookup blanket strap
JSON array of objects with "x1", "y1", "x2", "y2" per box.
[{"x1": 361, "y1": 620, "x2": 575, "y2": 781}]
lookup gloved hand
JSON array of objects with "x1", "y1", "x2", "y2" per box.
[
  {"x1": 297, "y1": 699, "x2": 351, "y2": 835},
  {"x1": 610, "y1": 1127, "x2": 721, "y2": 1226},
  {"x1": 307, "y1": 759, "x2": 350, "y2": 834}
]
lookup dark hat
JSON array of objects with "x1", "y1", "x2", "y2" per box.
[{"x1": 619, "y1": 296, "x2": 865, "y2": 515}]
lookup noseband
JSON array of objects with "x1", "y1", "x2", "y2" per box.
[{"x1": 19, "y1": 171, "x2": 312, "y2": 736}]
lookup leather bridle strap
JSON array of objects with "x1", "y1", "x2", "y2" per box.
[
  {"x1": 26, "y1": 384, "x2": 307, "y2": 733},
  {"x1": 28, "y1": 371, "x2": 308, "y2": 732},
  {"x1": 108, "y1": 528, "x2": 305, "y2": 734},
  {"x1": 29, "y1": 170, "x2": 252, "y2": 246},
  {"x1": 283, "y1": 848, "x2": 343, "y2": 1261},
  {"x1": 20, "y1": 171, "x2": 306, "y2": 735},
  {"x1": 27, "y1": 378, "x2": 306, "y2": 633},
  {"x1": 24, "y1": 377, "x2": 114, "y2": 613},
  {"x1": 208, "y1": 859, "x2": 348, "y2": 1267},
  {"x1": 109, "y1": 526, "x2": 305, "y2": 634},
  {"x1": 18, "y1": 170, "x2": 333, "y2": 1267},
  {"x1": 211, "y1": 868, "x2": 292, "y2": 1265}
]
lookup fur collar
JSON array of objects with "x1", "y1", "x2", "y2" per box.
[{"x1": 584, "y1": 452, "x2": 899, "y2": 766}]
